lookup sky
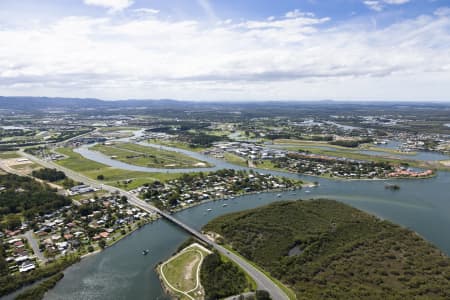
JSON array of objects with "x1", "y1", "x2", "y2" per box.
[{"x1": 0, "y1": 0, "x2": 449, "y2": 101}]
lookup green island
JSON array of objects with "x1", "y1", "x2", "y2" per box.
[
  {"x1": 158, "y1": 242, "x2": 256, "y2": 300},
  {"x1": 203, "y1": 200, "x2": 450, "y2": 299},
  {"x1": 91, "y1": 142, "x2": 212, "y2": 169}
]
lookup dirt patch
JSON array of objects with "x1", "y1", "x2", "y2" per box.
[
  {"x1": 0, "y1": 158, "x2": 37, "y2": 175},
  {"x1": 184, "y1": 253, "x2": 200, "y2": 281}
]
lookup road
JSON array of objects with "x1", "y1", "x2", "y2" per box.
[
  {"x1": 24, "y1": 230, "x2": 47, "y2": 263},
  {"x1": 18, "y1": 150, "x2": 290, "y2": 300}
]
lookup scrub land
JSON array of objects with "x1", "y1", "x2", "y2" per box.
[{"x1": 204, "y1": 199, "x2": 450, "y2": 299}]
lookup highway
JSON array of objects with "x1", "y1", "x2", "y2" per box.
[{"x1": 17, "y1": 150, "x2": 290, "y2": 300}]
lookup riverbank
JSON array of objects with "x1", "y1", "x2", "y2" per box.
[
  {"x1": 204, "y1": 199, "x2": 450, "y2": 299},
  {"x1": 42, "y1": 170, "x2": 450, "y2": 300},
  {"x1": 5, "y1": 184, "x2": 302, "y2": 299},
  {"x1": 157, "y1": 243, "x2": 211, "y2": 300}
]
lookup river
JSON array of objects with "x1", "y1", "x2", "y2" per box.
[
  {"x1": 270, "y1": 141, "x2": 449, "y2": 162},
  {"x1": 43, "y1": 136, "x2": 450, "y2": 300}
]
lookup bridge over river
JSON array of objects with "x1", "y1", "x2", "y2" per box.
[{"x1": 19, "y1": 151, "x2": 290, "y2": 300}]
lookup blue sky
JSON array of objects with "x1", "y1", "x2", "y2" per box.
[{"x1": 0, "y1": 0, "x2": 449, "y2": 101}]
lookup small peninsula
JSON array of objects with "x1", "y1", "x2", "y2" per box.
[{"x1": 203, "y1": 200, "x2": 450, "y2": 299}]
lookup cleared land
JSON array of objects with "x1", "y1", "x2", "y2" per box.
[
  {"x1": 91, "y1": 143, "x2": 211, "y2": 169},
  {"x1": 0, "y1": 151, "x2": 21, "y2": 159},
  {"x1": 273, "y1": 139, "x2": 449, "y2": 171},
  {"x1": 204, "y1": 199, "x2": 450, "y2": 299},
  {"x1": 160, "y1": 243, "x2": 211, "y2": 300},
  {"x1": 54, "y1": 148, "x2": 183, "y2": 189},
  {"x1": 148, "y1": 139, "x2": 206, "y2": 152},
  {"x1": 0, "y1": 157, "x2": 40, "y2": 175},
  {"x1": 223, "y1": 153, "x2": 248, "y2": 167},
  {"x1": 275, "y1": 139, "x2": 416, "y2": 155}
]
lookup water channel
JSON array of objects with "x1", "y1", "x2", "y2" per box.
[{"x1": 43, "y1": 136, "x2": 450, "y2": 300}]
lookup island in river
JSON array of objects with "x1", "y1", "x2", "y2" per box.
[{"x1": 203, "y1": 199, "x2": 450, "y2": 299}]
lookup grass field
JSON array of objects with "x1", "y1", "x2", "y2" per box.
[
  {"x1": 54, "y1": 148, "x2": 184, "y2": 190},
  {"x1": 96, "y1": 126, "x2": 139, "y2": 132},
  {"x1": 223, "y1": 153, "x2": 247, "y2": 167},
  {"x1": 160, "y1": 244, "x2": 211, "y2": 300},
  {"x1": 0, "y1": 151, "x2": 21, "y2": 159},
  {"x1": 91, "y1": 143, "x2": 211, "y2": 169},
  {"x1": 273, "y1": 139, "x2": 450, "y2": 170},
  {"x1": 148, "y1": 139, "x2": 207, "y2": 152},
  {"x1": 275, "y1": 139, "x2": 416, "y2": 155}
]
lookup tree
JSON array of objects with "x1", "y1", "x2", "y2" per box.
[
  {"x1": 256, "y1": 290, "x2": 271, "y2": 300},
  {"x1": 98, "y1": 240, "x2": 106, "y2": 249},
  {"x1": 97, "y1": 174, "x2": 105, "y2": 180},
  {"x1": 5, "y1": 214, "x2": 21, "y2": 230}
]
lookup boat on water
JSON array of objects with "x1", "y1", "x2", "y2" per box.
[
  {"x1": 277, "y1": 193, "x2": 282, "y2": 197},
  {"x1": 207, "y1": 208, "x2": 212, "y2": 211},
  {"x1": 222, "y1": 204, "x2": 228, "y2": 207},
  {"x1": 142, "y1": 249, "x2": 149, "y2": 255},
  {"x1": 305, "y1": 190, "x2": 311, "y2": 193}
]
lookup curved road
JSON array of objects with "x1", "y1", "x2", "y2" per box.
[{"x1": 19, "y1": 150, "x2": 290, "y2": 300}]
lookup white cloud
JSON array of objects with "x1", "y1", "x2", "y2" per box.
[
  {"x1": 83, "y1": 0, "x2": 134, "y2": 12},
  {"x1": 285, "y1": 9, "x2": 315, "y2": 18},
  {"x1": 364, "y1": 0, "x2": 410, "y2": 12},
  {"x1": 0, "y1": 10, "x2": 449, "y2": 100},
  {"x1": 435, "y1": 7, "x2": 450, "y2": 17},
  {"x1": 133, "y1": 8, "x2": 159, "y2": 15},
  {"x1": 196, "y1": 0, "x2": 217, "y2": 22},
  {"x1": 383, "y1": 0, "x2": 410, "y2": 4},
  {"x1": 364, "y1": 1, "x2": 384, "y2": 12}
]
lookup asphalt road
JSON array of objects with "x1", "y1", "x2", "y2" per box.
[
  {"x1": 18, "y1": 150, "x2": 290, "y2": 300},
  {"x1": 24, "y1": 230, "x2": 47, "y2": 263}
]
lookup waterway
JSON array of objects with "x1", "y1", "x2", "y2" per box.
[
  {"x1": 271, "y1": 142, "x2": 449, "y2": 161},
  {"x1": 44, "y1": 136, "x2": 450, "y2": 300}
]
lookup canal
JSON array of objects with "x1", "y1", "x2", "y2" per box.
[{"x1": 44, "y1": 139, "x2": 450, "y2": 300}]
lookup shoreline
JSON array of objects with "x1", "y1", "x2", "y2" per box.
[
  {"x1": 156, "y1": 243, "x2": 212, "y2": 300},
  {"x1": 45, "y1": 185, "x2": 304, "y2": 272}
]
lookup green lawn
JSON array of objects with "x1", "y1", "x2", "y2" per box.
[
  {"x1": 272, "y1": 141, "x2": 449, "y2": 170},
  {"x1": 161, "y1": 244, "x2": 211, "y2": 299},
  {"x1": 223, "y1": 153, "x2": 248, "y2": 167},
  {"x1": 148, "y1": 139, "x2": 207, "y2": 152},
  {"x1": 275, "y1": 139, "x2": 416, "y2": 156},
  {"x1": 54, "y1": 148, "x2": 184, "y2": 189},
  {"x1": 0, "y1": 151, "x2": 21, "y2": 159},
  {"x1": 162, "y1": 250, "x2": 202, "y2": 291},
  {"x1": 91, "y1": 143, "x2": 211, "y2": 169},
  {"x1": 55, "y1": 147, "x2": 106, "y2": 172},
  {"x1": 96, "y1": 126, "x2": 139, "y2": 132}
]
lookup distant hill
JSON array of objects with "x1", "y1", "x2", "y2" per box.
[
  {"x1": 0, "y1": 96, "x2": 104, "y2": 110},
  {"x1": 0, "y1": 96, "x2": 190, "y2": 111},
  {"x1": 0, "y1": 96, "x2": 449, "y2": 113},
  {"x1": 204, "y1": 199, "x2": 450, "y2": 299}
]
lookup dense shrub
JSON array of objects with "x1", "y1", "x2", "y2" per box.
[
  {"x1": 204, "y1": 200, "x2": 450, "y2": 299},
  {"x1": 200, "y1": 252, "x2": 250, "y2": 299},
  {"x1": 32, "y1": 168, "x2": 66, "y2": 182}
]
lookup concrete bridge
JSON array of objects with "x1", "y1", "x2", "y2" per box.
[{"x1": 18, "y1": 151, "x2": 290, "y2": 300}]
